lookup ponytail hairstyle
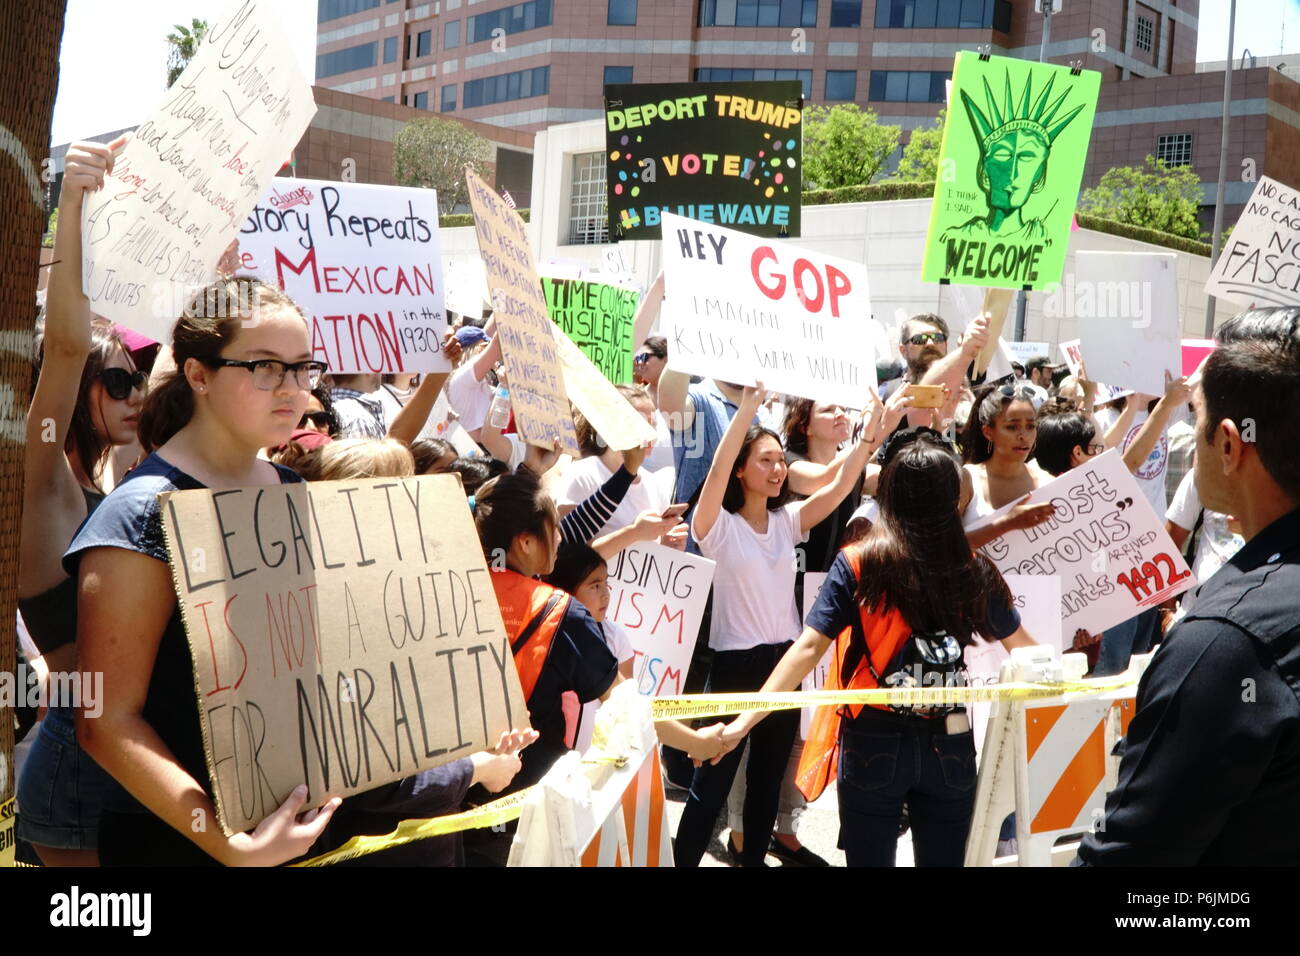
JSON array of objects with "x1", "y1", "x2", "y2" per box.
[
  {"x1": 137, "y1": 276, "x2": 306, "y2": 452},
  {"x1": 473, "y1": 468, "x2": 558, "y2": 563}
]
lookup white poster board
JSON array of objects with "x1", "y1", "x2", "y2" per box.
[
  {"x1": 1008, "y1": 341, "x2": 1050, "y2": 366},
  {"x1": 1204, "y1": 175, "x2": 1300, "y2": 309},
  {"x1": 1075, "y1": 252, "x2": 1182, "y2": 396},
  {"x1": 1058, "y1": 338, "x2": 1133, "y2": 404},
  {"x1": 237, "y1": 178, "x2": 448, "y2": 374},
  {"x1": 968, "y1": 450, "x2": 1195, "y2": 637},
  {"x1": 81, "y1": 0, "x2": 316, "y2": 341},
  {"x1": 605, "y1": 542, "x2": 715, "y2": 697},
  {"x1": 660, "y1": 212, "x2": 878, "y2": 406}
]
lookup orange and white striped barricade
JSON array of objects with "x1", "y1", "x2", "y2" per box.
[
  {"x1": 509, "y1": 682, "x2": 672, "y2": 866},
  {"x1": 966, "y1": 645, "x2": 1150, "y2": 867}
]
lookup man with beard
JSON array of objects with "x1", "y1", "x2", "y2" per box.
[{"x1": 880, "y1": 313, "x2": 951, "y2": 402}]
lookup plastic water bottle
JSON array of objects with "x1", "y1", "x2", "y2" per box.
[{"x1": 488, "y1": 386, "x2": 511, "y2": 429}]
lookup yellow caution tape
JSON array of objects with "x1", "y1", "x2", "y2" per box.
[
  {"x1": 292, "y1": 786, "x2": 535, "y2": 868},
  {"x1": 1, "y1": 796, "x2": 15, "y2": 868}
]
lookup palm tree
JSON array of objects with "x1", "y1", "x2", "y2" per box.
[{"x1": 166, "y1": 18, "x2": 209, "y2": 88}]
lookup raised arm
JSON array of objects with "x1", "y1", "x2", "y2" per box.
[
  {"x1": 916, "y1": 312, "x2": 988, "y2": 428},
  {"x1": 1122, "y1": 375, "x2": 1191, "y2": 474},
  {"x1": 386, "y1": 333, "x2": 462, "y2": 444},
  {"x1": 690, "y1": 384, "x2": 763, "y2": 543}
]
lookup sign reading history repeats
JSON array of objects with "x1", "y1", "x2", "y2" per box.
[
  {"x1": 1204, "y1": 175, "x2": 1300, "y2": 308},
  {"x1": 159, "y1": 476, "x2": 529, "y2": 835},
  {"x1": 660, "y1": 212, "x2": 877, "y2": 406},
  {"x1": 81, "y1": 0, "x2": 316, "y2": 341},
  {"x1": 237, "y1": 178, "x2": 448, "y2": 374},
  {"x1": 922, "y1": 53, "x2": 1100, "y2": 291},
  {"x1": 604, "y1": 81, "x2": 803, "y2": 240}
]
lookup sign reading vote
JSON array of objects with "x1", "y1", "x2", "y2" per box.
[
  {"x1": 81, "y1": 0, "x2": 316, "y2": 342},
  {"x1": 968, "y1": 450, "x2": 1195, "y2": 637},
  {"x1": 605, "y1": 542, "x2": 715, "y2": 698},
  {"x1": 661, "y1": 212, "x2": 877, "y2": 407},
  {"x1": 237, "y1": 178, "x2": 448, "y2": 374},
  {"x1": 160, "y1": 475, "x2": 528, "y2": 835},
  {"x1": 1204, "y1": 175, "x2": 1300, "y2": 309},
  {"x1": 923, "y1": 53, "x2": 1100, "y2": 291},
  {"x1": 605, "y1": 81, "x2": 802, "y2": 239}
]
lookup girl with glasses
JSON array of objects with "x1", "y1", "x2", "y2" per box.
[
  {"x1": 68, "y1": 276, "x2": 341, "y2": 866},
  {"x1": 17, "y1": 138, "x2": 143, "y2": 866}
]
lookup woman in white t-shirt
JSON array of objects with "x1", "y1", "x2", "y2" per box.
[{"x1": 673, "y1": 382, "x2": 908, "y2": 867}]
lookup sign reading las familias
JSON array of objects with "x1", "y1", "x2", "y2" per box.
[
  {"x1": 81, "y1": 0, "x2": 316, "y2": 342},
  {"x1": 1204, "y1": 175, "x2": 1300, "y2": 308},
  {"x1": 160, "y1": 475, "x2": 528, "y2": 835},
  {"x1": 922, "y1": 53, "x2": 1100, "y2": 291},
  {"x1": 661, "y1": 212, "x2": 877, "y2": 407},
  {"x1": 605, "y1": 81, "x2": 802, "y2": 240},
  {"x1": 237, "y1": 178, "x2": 449, "y2": 374}
]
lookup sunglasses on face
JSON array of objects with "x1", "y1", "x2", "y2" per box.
[
  {"x1": 299, "y1": 410, "x2": 334, "y2": 430},
  {"x1": 97, "y1": 367, "x2": 148, "y2": 400},
  {"x1": 634, "y1": 351, "x2": 662, "y2": 364},
  {"x1": 907, "y1": 332, "x2": 947, "y2": 346}
]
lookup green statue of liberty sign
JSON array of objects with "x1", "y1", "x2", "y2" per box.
[{"x1": 922, "y1": 53, "x2": 1100, "y2": 291}]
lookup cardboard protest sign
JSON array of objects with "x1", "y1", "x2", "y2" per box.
[
  {"x1": 1058, "y1": 338, "x2": 1133, "y2": 404},
  {"x1": 922, "y1": 53, "x2": 1100, "y2": 291},
  {"x1": 236, "y1": 178, "x2": 447, "y2": 374},
  {"x1": 660, "y1": 212, "x2": 877, "y2": 406},
  {"x1": 81, "y1": 0, "x2": 316, "y2": 341},
  {"x1": 968, "y1": 450, "x2": 1195, "y2": 637},
  {"x1": 1204, "y1": 176, "x2": 1300, "y2": 308},
  {"x1": 1075, "y1": 252, "x2": 1181, "y2": 396},
  {"x1": 466, "y1": 169, "x2": 579, "y2": 456},
  {"x1": 605, "y1": 81, "x2": 802, "y2": 239},
  {"x1": 159, "y1": 475, "x2": 528, "y2": 834},
  {"x1": 605, "y1": 543, "x2": 715, "y2": 698},
  {"x1": 550, "y1": 325, "x2": 657, "y2": 451},
  {"x1": 540, "y1": 276, "x2": 640, "y2": 383}
]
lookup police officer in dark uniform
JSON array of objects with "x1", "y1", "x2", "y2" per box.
[{"x1": 1077, "y1": 307, "x2": 1300, "y2": 865}]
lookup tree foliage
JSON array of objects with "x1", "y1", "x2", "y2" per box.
[
  {"x1": 393, "y1": 116, "x2": 493, "y2": 214},
  {"x1": 166, "y1": 19, "x2": 209, "y2": 88},
  {"x1": 801, "y1": 104, "x2": 900, "y2": 190},
  {"x1": 42, "y1": 207, "x2": 57, "y2": 248},
  {"x1": 894, "y1": 109, "x2": 945, "y2": 183},
  {"x1": 1077, "y1": 155, "x2": 1205, "y2": 241}
]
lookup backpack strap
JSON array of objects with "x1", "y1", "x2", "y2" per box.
[{"x1": 511, "y1": 591, "x2": 566, "y2": 657}]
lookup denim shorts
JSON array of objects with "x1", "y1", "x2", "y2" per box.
[{"x1": 15, "y1": 706, "x2": 113, "y2": 850}]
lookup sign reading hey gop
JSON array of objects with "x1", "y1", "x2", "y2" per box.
[
  {"x1": 237, "y1": 178, "x2": 448, "y2": 374},
  {"x1": 159, "y1": 476, "x2": 528, "y2": 835},
  {"x1": 81, "y1": 0, "x2": 316, "y2": 341},
  {"x1": 661, "y1": 213, "x2": 877, "y2": 407},
  {"x1": 1205, "y1": 176, "x2": 1300, "y2": 308},
  {"x1": 605, "y1": 543, "x2": 715, "y2": 698},
  {"x1": 969, "y1": 450, "x2": 1195, "y2": 637}
]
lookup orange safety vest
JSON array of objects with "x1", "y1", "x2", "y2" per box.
[
  {"x1": 796, "y1": 546, "x2": 914, "y2": 802},
  {"x1": 489, "y1": 567, "x2": 572, "y2": 702}
]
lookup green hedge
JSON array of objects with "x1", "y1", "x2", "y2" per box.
[
  {"x1": 802, "y1": 181, "x2": 936, "y2": 205},
  {"x1": 1073, "y1": 212, "x2": 1211, "y2": 257},
  {"x1": 439, "y1": 208, "x2": 529, "y2": 227}
]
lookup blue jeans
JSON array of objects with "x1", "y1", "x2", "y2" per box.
[
  {"x1": 836, "y1": 709, "x2": 977, "y2": 867},
  {"x1": 16, "y1": 705, "x2": 113, "y2": 850},
  {"x1": 1094, "y1": 607, "x2": 1161, "y2": 677}
]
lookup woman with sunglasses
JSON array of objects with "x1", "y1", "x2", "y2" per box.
[
  {"x1": 69, "y1": 276, "x2": 340, "y2": 866},
  {"x1": 17, "y1": 139, "x2": 145, "y2": 866}
]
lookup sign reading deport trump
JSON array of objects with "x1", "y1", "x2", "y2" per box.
[
  {"x1": 922, "y1": 53, "x2": 1100, "y2": 291},
  {"x1": 160, "y1": 475, "x2": 528, "y2": 835},
  {"x1": 604, "y1": 81, "x2": 802, "y2": 240},
  {"x1": 661, "y1": 212, "x2": 877, "y2": 407}
]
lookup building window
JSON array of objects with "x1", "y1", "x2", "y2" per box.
[
  {"x1": 604, "y1": 65, "x2": 634, "y2": 85},
  {"x1": 695, "y1": 67, "x2": 812, "y2": 100},
  {"x1": 1156, "y1": 133, "x2": 1192, "y2": 167},
  {"x1": 464, "y1": 66, "x2": 549, "y2": 108},
  {"x1": 699, "y1": 0, "x2": 817, "y2": 27},
  {"x1": 413, "y1": 91, "x2": 429, "y2": 110},
  {"x1": 468, "y1": 0, "x2": 553, "y2": 44},
  {"x1": 416, "y1": 30, "x2": 432, "y2": 57},
  {"x1": 319, "y1": 0, "x2": 381, "y2": 24},
  {"x1": 568, "y1": 151, "x2": 609, "y2": 245},
  {"x1": 825, "y1": 70, "x2": 857, "y2": 100},
  {"x1": 383, "y1": 36, "x2": 397, "y2": 63},
  {"x1": 608, "y1": 0, "x2": 637, "y2": 25},
  {"x1": 868, "y1": 69, "x2": 950, "y2": 102},
  {"x1": 873, "y1": 0, "x2": 998, "y2": 29},
  {"x1": 317, "y1": 41, "x2": 377, "y2": 78},
  {"x1": 444, "y1": 19, "x2": 461, "y2": 49},
  {"x1": 382, "y1": 95, "x2": 395, "y2": 102},
  {"x1": 1136, "y1": 14, "x2": 1154, "y2": 53},
  {"x1": 831, "y1": 0, "x2": 863, "y2": 26},
  {"x1": 441, "y1": 84, "x2": 457, "y2": 112}
]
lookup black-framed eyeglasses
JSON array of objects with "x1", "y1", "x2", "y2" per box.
[
  {"x1": 299, "y1": 410, "x2": 335, "y2": 431},
  {"x1": 198, "y1": 356, "x2": 327, "y2": 391},
  {"x1": 97, "y1": 368, "x2": 148, "y2": 401},
  {"x1": 906, "y1": 332, "x2": 947, "y2": 346}
]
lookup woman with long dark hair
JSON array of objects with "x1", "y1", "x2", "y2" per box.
[{"x1": 718, "y1": 431, "x2": 1038, "y2": 866}]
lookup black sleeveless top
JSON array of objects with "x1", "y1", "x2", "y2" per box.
[{"x1": 18, "y1": 486, "x2": 106, "y2": 655}]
